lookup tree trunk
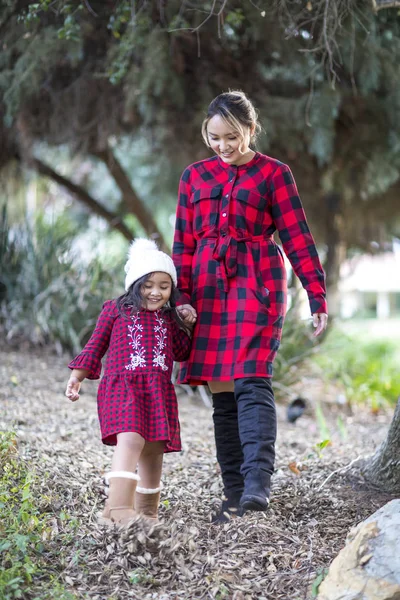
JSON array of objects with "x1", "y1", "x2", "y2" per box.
[
  {"x1": 362, "y1": 398, "x2": 400, "y2": 494},
  {"x1": 32, "y1": 158, "x2": 133, "y2": 241},
  {"x1": 324, "y1": 192, "x2": 346, "y2": 317},
  {"x1": 93, "y1": 147, "x2": 168, "y2": 251}
]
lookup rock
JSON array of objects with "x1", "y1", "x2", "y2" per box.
[{"x1": 318, "y1": 499, "x2": 400, "y2": 600}]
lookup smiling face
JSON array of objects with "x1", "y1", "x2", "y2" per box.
[
  {"x1": 141, "y1": 272, "x2": 172, "y2": 311},
  {"x1": 207, "y1": 114, "x2": 254, "y2": 166}
]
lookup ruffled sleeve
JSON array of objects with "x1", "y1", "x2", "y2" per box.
[{"x1": 68, "y1": 300, "x2": 118, "y2": 379}]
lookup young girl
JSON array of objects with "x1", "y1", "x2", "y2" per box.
[{"x1": 65, "y1": 238, "x2": 195, "y2": 526}]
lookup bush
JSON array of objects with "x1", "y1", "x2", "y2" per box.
[
  {"x1": 0, "y1": 431, "x2": 76, "y2": 600},
  {"x1": 313, "y1": 328, "x2": 400, "y2": 409},
  {"x1": 0, "y1": 205, "x2": 123, "y2": 353},
  {"x1": 272, "y1": 304, "x2": 326, "y2": 398}
]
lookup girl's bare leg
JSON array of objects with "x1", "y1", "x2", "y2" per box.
[
  {"x1": 136, "y1": 441, "x2": 165, "y2": 521},
  {"x1": 104, "y1": 432, "x2": 146, "y2": 524},
  {"x1": 137, "y1": 441, "x2": 164, "y2": 488},
  {"x1": 111, "y1": 431, "x2": 145, "y2": 472}
]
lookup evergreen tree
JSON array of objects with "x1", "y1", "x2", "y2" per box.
[{"x1": 1, "y1": 1, "x2": 399, "y2": 269}]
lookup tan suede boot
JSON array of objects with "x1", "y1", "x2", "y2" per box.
[
  {"x1": 135, "y1": 484, "x2": 162, "y2": 523},
  {"x1": 98, "y1": 471, "x2": 140, "y2": 527}
]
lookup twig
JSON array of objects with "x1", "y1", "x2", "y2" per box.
[
  {"x1": 83, "y1": 0, "x2": 98, "y2": 17},
  {"x1": 372, "y1": 0, "x2": 400, "y2": 11},
  {"x1": 303, "y1": 533, "x2": 314, "y2": 600},
  {"x1": 317, "y1": 455, "x2": 363, "y2": 491}
]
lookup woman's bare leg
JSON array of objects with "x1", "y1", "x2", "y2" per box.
[{"x1": 208, "y1": 381, "x2": 234, "y2": 393}]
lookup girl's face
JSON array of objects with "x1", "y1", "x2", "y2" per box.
[
  {"x1": 207, "y1": 114, "x2": 253, "y2": 166},
  {"x1": 141, "y1": 272, "x2": 172, "y2": 311}
]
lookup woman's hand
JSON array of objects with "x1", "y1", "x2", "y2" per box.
[
  {"x1": 177, "y1": 304, "x2": 197, "y2": 326},
  {"x1": 312, "y1": 313, "x2": 328, "y2": 337},
  {"x1": 65, "y1": 376, "x2": 82, "y2": 402}
]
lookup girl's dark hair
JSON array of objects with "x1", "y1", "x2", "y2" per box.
[
  {"x1": 116, "y1": 273, "x2": 190, "y2": 335},
  {"x1": 201, "y1": 90, "x2": 262, "y2": 149}
]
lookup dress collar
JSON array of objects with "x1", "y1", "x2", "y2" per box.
[{"x1": 217, "y1": 151, "x2": 261, "y2": 171}]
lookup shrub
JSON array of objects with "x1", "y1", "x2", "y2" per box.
[
  {"x1": 313, "y1": 328, "x2": 400, "y2": 409},
  {"x1": 0, "y1": 206, "x2": 123, "y2": 353},
  {"x1": 273, "y1": 305, "x2": 325, "y2": 398},
  {"x1": 0, "y1": 431, "x2": 76, "y2": 600}
]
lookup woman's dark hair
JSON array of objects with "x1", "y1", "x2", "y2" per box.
[
  {"x1": 116, "y1": 273, "x2": 191, "y2": 335},
  {"x1": 201, "y1": 90, "x2": 262, "y2": 149}
]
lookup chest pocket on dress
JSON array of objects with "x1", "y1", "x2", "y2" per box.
[
  {"x1": 191, "y1": 186, "x2": 222, "y2": 230},
  {"x1": 232, "y1": 188, "x2": 266, "y2": 230}
]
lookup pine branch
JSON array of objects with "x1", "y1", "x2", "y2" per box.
[
  {"x1": 372, "y1": 0, "x2": 400, "y2": 10},
  {"x1": 31, "y1": 158, "x2": 133, "y2": 241}
]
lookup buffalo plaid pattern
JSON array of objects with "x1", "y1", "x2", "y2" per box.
[
  {"x1": 172, "y1": 152, "x2": 327, "y2": 385},
  {"x1": 68, "y1": 301, "x2": 191, "y2": 451}
]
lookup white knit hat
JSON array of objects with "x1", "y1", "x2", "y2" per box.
[{"x1": 124, "y1": 238, "x2": 177, "y2": 291}]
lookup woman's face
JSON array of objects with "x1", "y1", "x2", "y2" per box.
[{"x1": 207, "y1": 114, "x2": 252, "y2": 166}]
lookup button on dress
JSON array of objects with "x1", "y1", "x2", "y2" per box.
[
  {"x1": 172, "y1": 152, "x2": 327, "y2": 385},
  {"x1": 68, "y1": 301, "x2": 192, "y2": 451}
]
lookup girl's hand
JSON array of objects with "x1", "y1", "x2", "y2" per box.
[
  {"x1": 312, "y1": 313, "x2": 328, "y2": 337},
  {"x1": 65, "y1": 376, "x2": 81, "y2": 402},
  {"x1": 177, "y1": 304, "x2": 197, "y2": 325}
]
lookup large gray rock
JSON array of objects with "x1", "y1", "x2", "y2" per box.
[{"x1": 318, "y1": 499, "x2": 400, "y2": 600}]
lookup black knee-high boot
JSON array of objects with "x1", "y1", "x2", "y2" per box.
[
  {"x1": 212, "y1": 391, "x2": 244, "y2": 522},
  {"x1": 234, "y1": 377, "x2": 276, "y2": 511}
]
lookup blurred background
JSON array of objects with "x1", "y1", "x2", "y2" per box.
[{"x1": 1, "y1": 0, "x2": 400, "y2": 413}]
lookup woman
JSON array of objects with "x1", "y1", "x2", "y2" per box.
[{"x1": 173, "y1": 91, "x2": 328, "y2": 522}]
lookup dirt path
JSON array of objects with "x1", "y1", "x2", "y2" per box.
[{"x1": 0, "y1": 348, "x2": 395, "y2": 600}]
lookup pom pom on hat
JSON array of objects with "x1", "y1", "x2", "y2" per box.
[{"x1": 124, "y1": 238, "x2": 177, "y2": 290}]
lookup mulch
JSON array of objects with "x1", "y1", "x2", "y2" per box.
[{"x1": 0, "y1": 348, "x2": 395, "y2": 600}]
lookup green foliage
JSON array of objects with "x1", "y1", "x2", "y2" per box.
[
  {"x1": 273, "y1": 304, "x2": 324, "y2": 397},
  {"x1": 315, "y1": 403, "x2": 331, "y2": 442},
  {"x1": 313, "y1": 328, "x2": 400, "y2": 410},
  {"x1": 0, "y1": 0, "x2": 399, "y2": 254},
  {"x1": 0, "y1": 22, "x2": 81, "y2": 121},
  {"x1": 0, "y1": 431, "x2": 76, "y2": 600},
  {"x1": 311, "y1": 567, "x2": 329, "y2": 598},
  {"x1": 306, "y1": 86, "x2": 341, "y2": 167},
  {"x1": 0, "y1": 205, "x2": 124, "y2": 353}
]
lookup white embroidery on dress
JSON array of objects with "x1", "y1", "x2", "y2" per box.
[
  {"x1": 125, "y1": 313, "x2": 146, "y2": 370},
  {"x1": 153, "y1": 312, "x2": 168, "y2": 371}
]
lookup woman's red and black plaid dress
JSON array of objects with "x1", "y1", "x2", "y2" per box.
[
  {"x1": 68, "y1": 301, "x2": 191, "y2": 451},
  {"x1": 172, "y1": 152, "x2": 327, "y2": 385}
]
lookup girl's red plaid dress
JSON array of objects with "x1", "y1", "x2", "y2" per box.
[
  {"x1": 68, "y1": 301, "x2": 191, "y2": 451},
  {"x1": 173, "y1": 152, "x2": 327, "y2": 385}
]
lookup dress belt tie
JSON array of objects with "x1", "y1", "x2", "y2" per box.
[{"x1": 211, "y1": 232, "x2": 273, "y2": 293}]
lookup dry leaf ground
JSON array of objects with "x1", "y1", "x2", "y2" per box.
[{"x1": 0, "y1": 348, "x2": 395, "y2": 600}]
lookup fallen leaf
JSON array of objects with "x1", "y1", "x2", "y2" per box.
[{"x1": 289, "y1": 461, "x2": 301, "y2": 476}]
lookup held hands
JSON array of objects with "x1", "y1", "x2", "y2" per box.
[
  {"x1": 65, "y1": 376, "x2": 82, "y2": 402},
  {"x1": 312, "y1": 313, "x2": 328, "y2": 337},
  {"x1": 177, "y1": 304, "x2": 197, "y2": 327}
]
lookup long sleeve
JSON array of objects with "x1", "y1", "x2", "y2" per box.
[
  {"x1": 270, "y1": 164, "x2": 328, "y2": 314},
  {"x1": 68, "y1": 300, "x2": 118, "y2": 379},
  {"x1": 172, "y1": 167, "x2": 196, "y2": 305},
  {"x1": 170, "y1": 318, "x2": 192, "y2": 362}
]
